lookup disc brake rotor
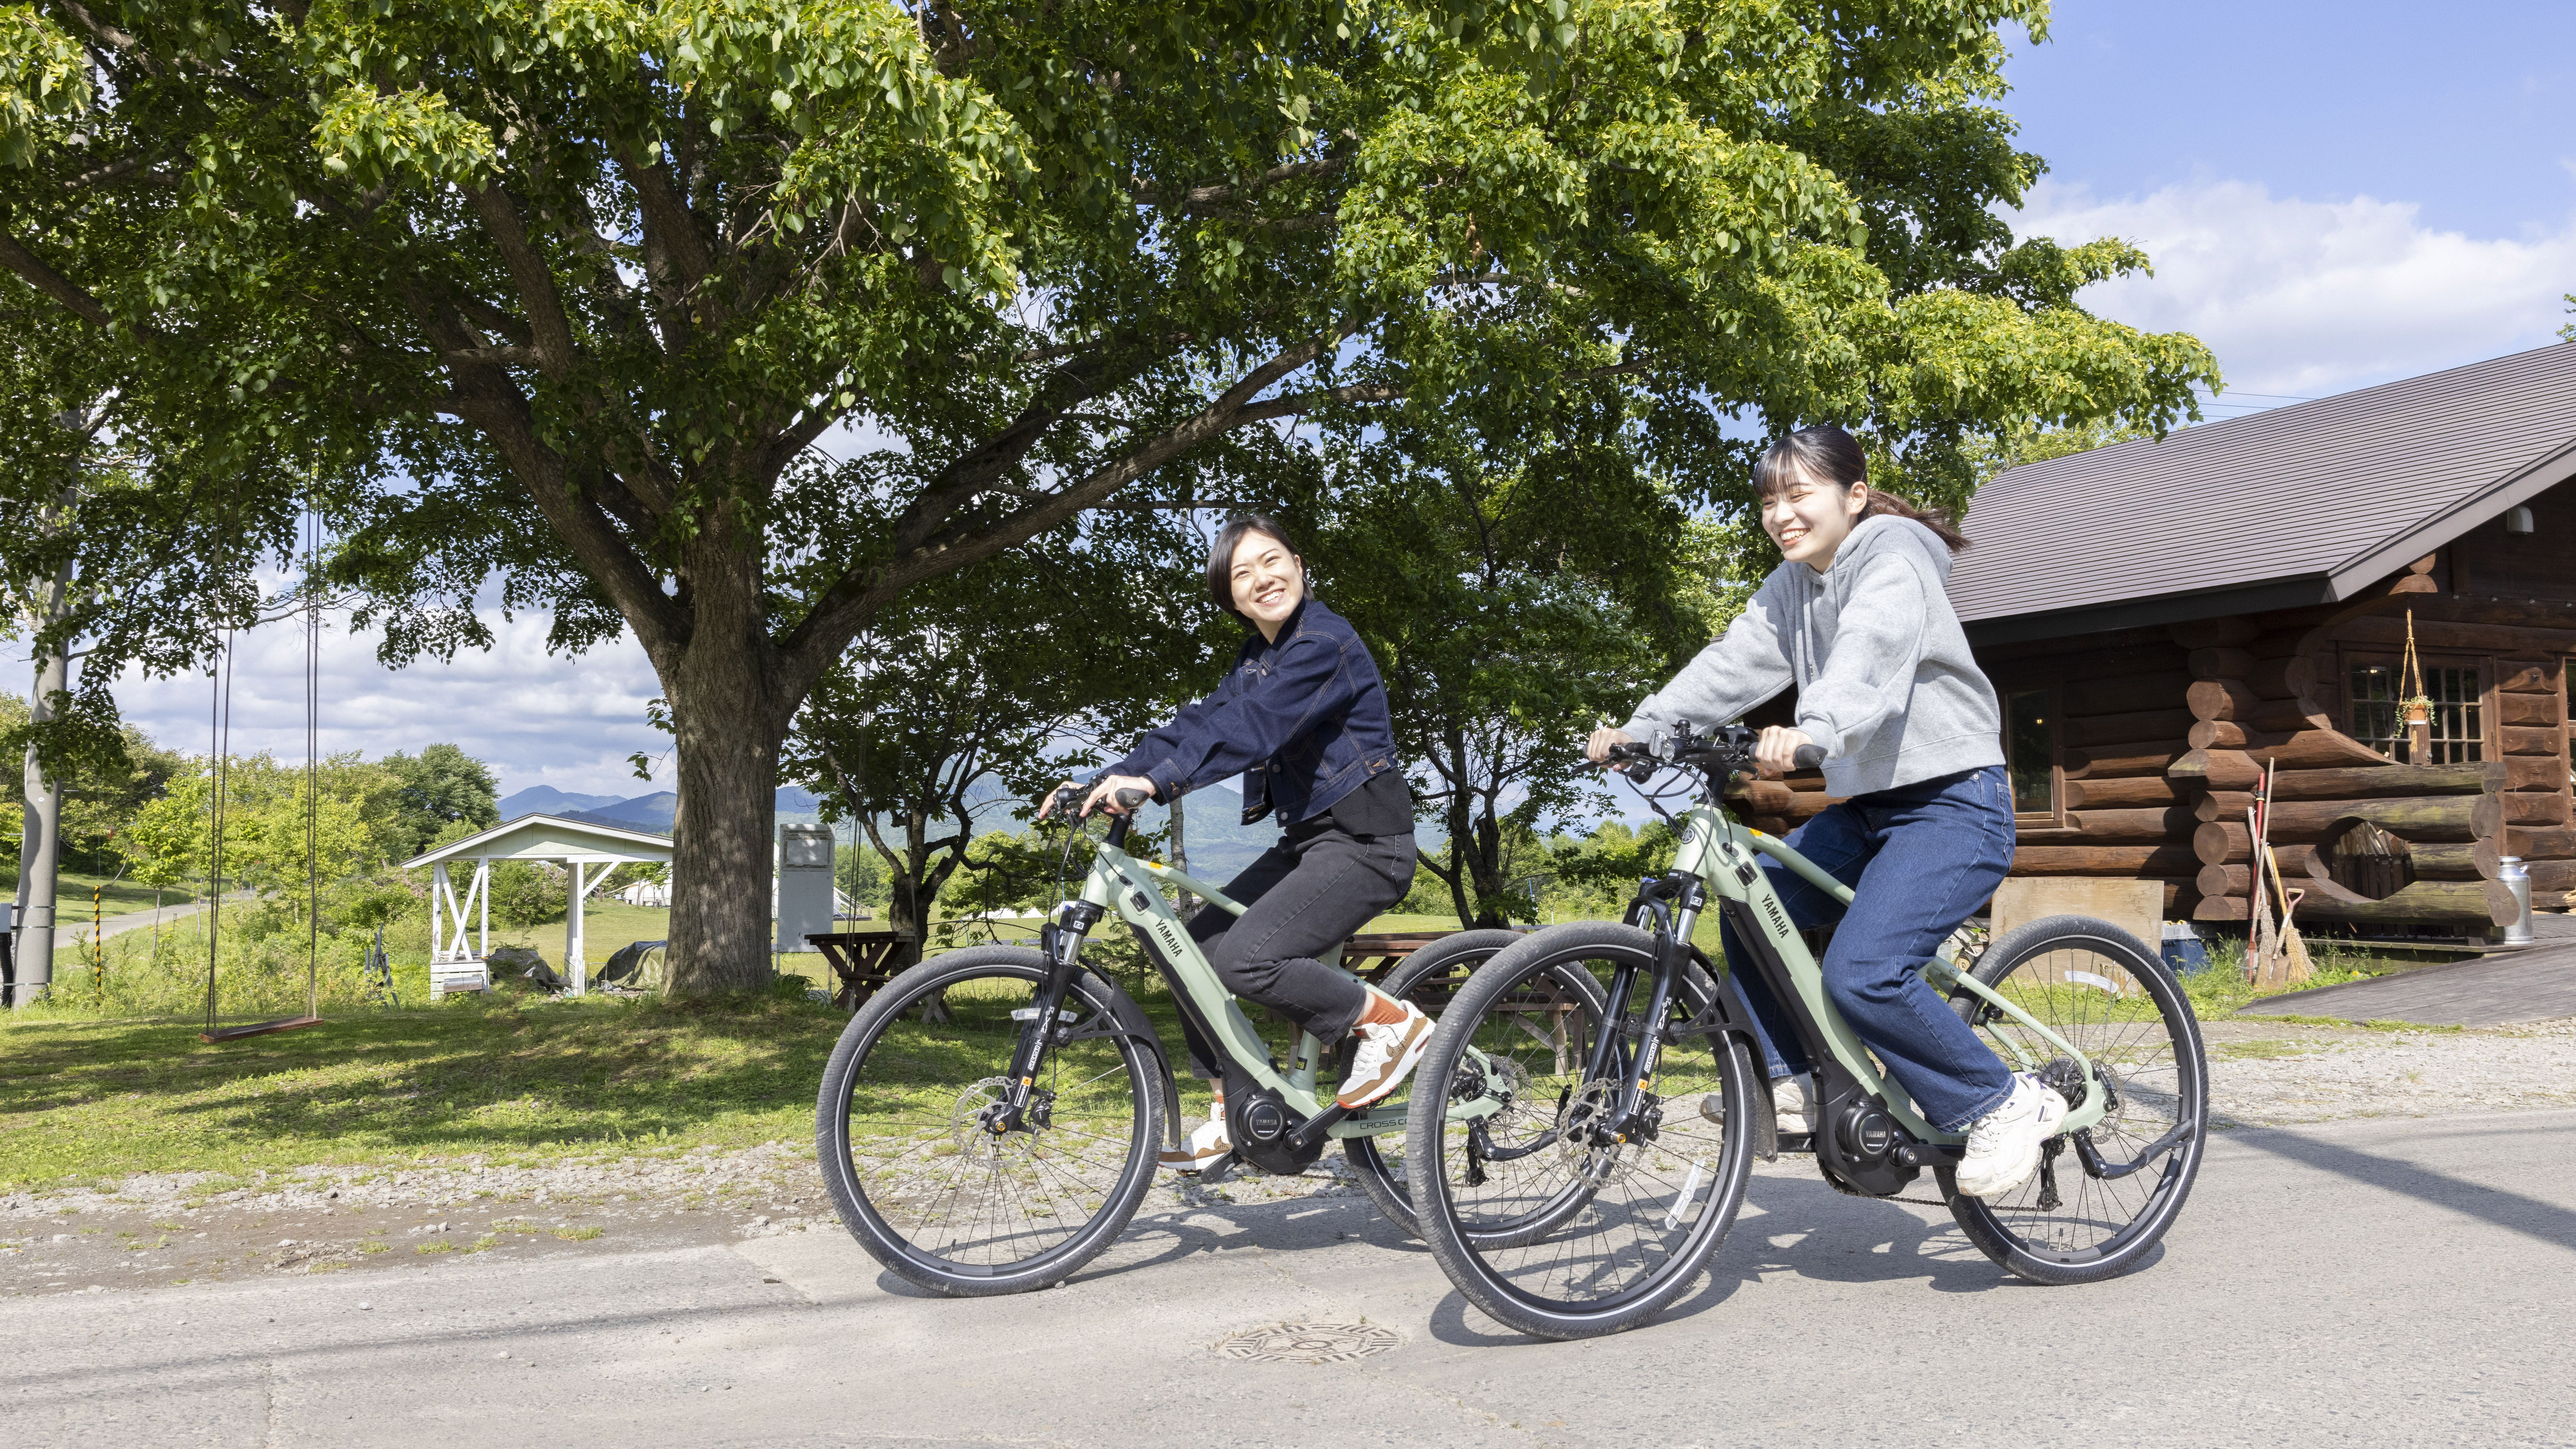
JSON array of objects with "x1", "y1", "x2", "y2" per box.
[
  {"x1": 1554, "y1": 1079, "x2": 1631, "y2": 1187},
  {"x1": 950, "y1": 1076, "x2": 1035, "y2": 1160}
]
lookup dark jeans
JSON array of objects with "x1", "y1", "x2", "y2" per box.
[
  {"x1": 1719, "y1": 764, "x2": 2018, "y2": 1132},
  {"x1": 1178, "y1": 822, "x2": 1418, "y2": 1080}
]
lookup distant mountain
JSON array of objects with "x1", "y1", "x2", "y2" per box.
[
  {"x1": 589, "y1": 791, "x2": 678, "y2": 831},
  {"x1": 496, "y1": 786, "x2": 626, "y2": 819}
]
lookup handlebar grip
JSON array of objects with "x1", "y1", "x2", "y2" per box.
[
  {"x1": 1790, "y1": 744, "x2": 1826, "y2": 770},
  {"x1": 1113, "y1": 787, "x2": 1151, "y2": 811}
]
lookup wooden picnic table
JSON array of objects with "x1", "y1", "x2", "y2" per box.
[
  {"x1": 806, "y1": 930, "x2": 917, "y2": 1012},
  {"x1": 1339, "y1": 932, "x2": 1463, "y2": 985}
]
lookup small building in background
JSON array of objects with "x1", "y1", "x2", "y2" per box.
[{"x1": 1737, "y1": 341, "x2": 2576, "y2": 934}]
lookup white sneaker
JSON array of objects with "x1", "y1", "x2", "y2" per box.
[
  {"x1": 1700, "y1": 1077, "x2": 1818, "y2": 1136},
  {"x1": 1953, "y1": 1074, "x2": 2068, "y2": 1199},
  {"x1": 1337, "y1": 999, "x2": 1434, "y2": 1108},
  {"x1": 1159, "y1": 1099, "x2": 1230, "y2": 1171}
]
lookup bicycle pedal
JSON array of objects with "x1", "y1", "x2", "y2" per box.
[
  {"x1": 1778, "y1": 1131, "x2": 1817, "y2": 1155},
  {"x1": 1196, "y1": 1152, "x2": 1243, "y2": 1186}
]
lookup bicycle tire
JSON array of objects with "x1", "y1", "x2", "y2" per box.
[
  {"x1": 1407, "y1": 922, "x2": 1757, "y2": 1339},
  {"x1": 1342, "y1": 929, "x2": 1604, "y2": 1237},
  {"x1": 816, "y1": 945, "x2": 1164, "y2": 1297},
  {"x1": 1940, "y1": 913, "x2": 2208, "y2": 1285}
]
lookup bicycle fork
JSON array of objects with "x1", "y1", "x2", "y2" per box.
[{"x1": 982, "y1": 905, "x2": 1104, "y2": 1137}]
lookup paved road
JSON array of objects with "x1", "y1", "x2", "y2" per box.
[
  {"x1": 9, "y1": 1111, "x2": 2572, "y2": 1447},
  {"x1": 55, "y1": 891, "x2": 254, "y2": 946}
]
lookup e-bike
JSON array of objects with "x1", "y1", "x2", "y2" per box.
[{"x1": 1405, "y1": 724, "x2": 2209, "y2": 1338}]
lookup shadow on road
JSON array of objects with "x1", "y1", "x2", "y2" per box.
[{"x1": 2227, "y1": 1121, "x2": 2576, "y2": 1253}]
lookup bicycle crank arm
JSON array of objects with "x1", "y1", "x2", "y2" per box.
[
  {"x1": 2072, "y1": 1121, "x2": 2195, "y2": 1180},
  {"x1": 1281, "y1": 1102, "x2": 1355, "y2": 1156},
  {"x1": 1894, "y1": 1142, "x2": 1966, "y2": 1168}
]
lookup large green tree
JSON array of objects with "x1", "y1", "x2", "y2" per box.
[
  {"x1": 0, "y1": 0, "x2": 2212, "y2": 991},
  {"x1": 375, "y1": 741, "x2": 500, "y2": 862},
  {"x1": 783, "y1": 510, "x2": 1214, "y2": 969}
]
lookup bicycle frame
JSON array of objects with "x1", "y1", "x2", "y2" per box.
[
  {"x1": 1025, "y1": 822, "x2": 1481, "y2": 1141},
  {"x1": 1654, "y1": 796, "x2": 2110, "y2": 1146}
]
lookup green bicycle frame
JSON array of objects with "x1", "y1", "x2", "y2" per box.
[
  {"x1": 1065, "y1": 837, "x2": 1470, "y2": 1138},
  {"x1": 1665, "y1": 801, "x2": 2109, "y2": 1143}
]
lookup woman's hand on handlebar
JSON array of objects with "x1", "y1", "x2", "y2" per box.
[
  {"x1": 1078, "y1": 774, "x2": 1158, "y2": 817},
  {"x1": 1035, "y1": 780, "x2": 1086, "y2": 821},
  {"x1": 1585, "y1": 727, "x2": 1635, "y2": 765},
  {"x1": 1752, "y1": 726, "x2": 1818, "y2": 779}
]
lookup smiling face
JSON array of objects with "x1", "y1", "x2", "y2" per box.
[
  {"x1": 1229, "y1": 531, "x2": 1305, "y2": 638},
  {"x1": 1760, "y1": 459, "x2": 1869, "y2": 571}
]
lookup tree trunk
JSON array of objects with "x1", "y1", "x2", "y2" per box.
[
  {"x1": 658, "y1": 595, "x2": 797, "y2": 994},
  {"x1": 1465, "y1": 802, "x2": 1510, "y2": 929}
]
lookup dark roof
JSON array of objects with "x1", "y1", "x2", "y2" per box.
[{"x1": 1948, "y1": 341, "x2": 2576, "y2": 644}]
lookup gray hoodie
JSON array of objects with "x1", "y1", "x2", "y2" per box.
[{"x1": 1620, "y1": 515, "x2": 2004, "y2": 798}]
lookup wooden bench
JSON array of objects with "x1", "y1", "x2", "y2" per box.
[{"x1": 805, "y1": 931, "x2": 916, "y2": 1012}]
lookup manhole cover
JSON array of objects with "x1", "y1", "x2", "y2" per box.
[{"x1": 1212, "y1": 1322, "x2": 1402, "y2": 1364}]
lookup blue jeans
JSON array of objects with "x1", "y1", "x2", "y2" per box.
[{"x1": 1718, "y1": 764, "x2": 2018, "y2": 1132}]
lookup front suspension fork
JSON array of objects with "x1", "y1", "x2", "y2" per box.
[{"x1": 987, "y1": 906, "x2": 1102, "y2": 1135}]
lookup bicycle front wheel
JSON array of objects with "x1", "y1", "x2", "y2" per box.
[
  {"x1": 1942, "y1": 913, "x2": 2209, "y2": 1285},
  {"x1": 1407, "y1": 922, "x2": 1756, "y2": 1339},
  {"x1": 816, "y1": 946, "x2": 1163, "y2": 1296}
]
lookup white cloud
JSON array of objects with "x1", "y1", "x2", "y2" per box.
[
  {"x1": 2011, "y1": 178, "x2": 2576, "y2": 398},
  {"x1": 87, "y1": 609, "x2": 666, "y2": 800}
]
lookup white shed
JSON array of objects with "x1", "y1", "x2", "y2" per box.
[{"x1": 403, "y1": 814, "x2": 675, "y2": 998}]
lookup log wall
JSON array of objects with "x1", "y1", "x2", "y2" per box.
[{"x1": 1969, "y1": 540, "x2": 2573, "y2": 927}]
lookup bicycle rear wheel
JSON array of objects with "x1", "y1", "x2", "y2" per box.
[
  {"x1": 1342, "y1": 930, "x2": 1604, "y2": 1237},
  {"x1": 816, "y1": 946, "x2": 1164, "y2": 1296},
  {"x1": 1942, "y1": 913, "x2": 2208, "y2": 1285},
  {"x1": 1407, "y1": 922, "x2": 1756, "y2": 1339}
]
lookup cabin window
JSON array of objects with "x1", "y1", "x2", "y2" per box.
[
  {"x1": 2349, "y1": 662, "x2": 2484, "y2": 763},
  {"x1": 2002, "y1": 687, "x2": 2060, "y2": 820}
]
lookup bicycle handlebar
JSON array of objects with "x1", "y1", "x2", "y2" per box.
[{"x1": 1603, "y1": 725, "x2": 1825, "y2": 781}]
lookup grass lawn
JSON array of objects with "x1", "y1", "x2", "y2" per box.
[
  {"x1": 0, "y1": 866, "x2": 187, "y2": 923},
  {"x1": 0, "y1": 988, "x2": 853, "y2": 1195}
]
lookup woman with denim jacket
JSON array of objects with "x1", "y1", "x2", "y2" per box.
[
  {"x1": 1041, "y1": 515, "x2": 1431, "y2": 1170},
  {"x1": 1587, "y1": 425, "x2": 2063, "y2": 1200}
]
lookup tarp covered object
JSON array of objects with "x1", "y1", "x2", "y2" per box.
[{"x1": 600, "y1": 939, "x2": 670, "y2": 991}]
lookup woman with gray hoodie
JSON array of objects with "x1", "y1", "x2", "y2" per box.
[{"x1": 1585, "y1": 424, "x2": 2061, "y2": 1200}]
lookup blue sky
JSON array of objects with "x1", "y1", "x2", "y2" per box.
[{"x1": 102, "y1": 3, "x2": 2576, "y2": 798}]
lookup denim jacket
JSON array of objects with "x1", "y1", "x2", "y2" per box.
[{"x1": 1106, "y1": 596, "x2": 1402, "y2": 826}]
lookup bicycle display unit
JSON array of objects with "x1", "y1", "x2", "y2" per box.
[
  {"x1": 814, "y1": 785, "x2": 1601, "y2": 1296},
  {"x1": 1402, "y1": 723, "x2": 2210, "y2": 1337}
]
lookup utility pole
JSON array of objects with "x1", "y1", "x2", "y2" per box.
[{"x1": 11, "y1": 410, "x2": 81, "y2": 1008}]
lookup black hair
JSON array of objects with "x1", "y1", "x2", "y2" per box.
[
  {"x1": 1752, "y1": 424, "x2": 1969, "y2": 553},
  {"x1": 1205, "y1": 514, "x2": 1310, "y2": 621}
]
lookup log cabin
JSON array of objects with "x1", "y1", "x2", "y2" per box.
[{"x1": 1735, "y1": 342, "x2": 2576, "y2": 934}]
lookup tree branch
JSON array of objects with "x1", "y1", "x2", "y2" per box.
[
  {"x1": 1234, "y1": 382, "x2": 1403, "y2": 424},
  {"x1": 779, "y1": 322, "x2": 1357, "y2": 681},
  {"x1": 0, "y1": 230, "x2": 130, "y2": 332},
  {"x1": 463, "y1": 186, "x2": 579, "y2": 380},
  {"x1": 1131, "y1": 157, "x2": 1346, "y2": 210}
]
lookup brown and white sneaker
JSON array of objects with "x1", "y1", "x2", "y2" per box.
[
  {"x1": 1336, "y1": 999, "x2": 1434, "y2": 1109},
  {"x1": 1158, "y1": 1099, "x2": 1231, "y2": 1171}
]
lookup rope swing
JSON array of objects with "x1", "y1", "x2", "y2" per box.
[{"x1": 200, "y1": 502, "x2": 325, "y2": 1043}]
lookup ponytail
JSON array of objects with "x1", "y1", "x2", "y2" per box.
[{"x1": 1753, "y1": 425, "x2": 1969, "y2": 554}]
